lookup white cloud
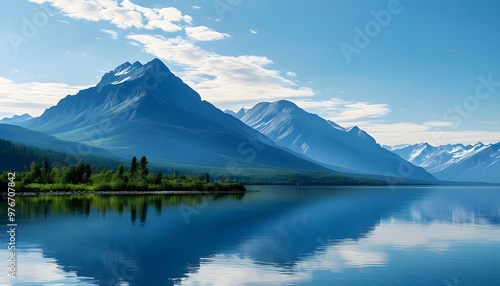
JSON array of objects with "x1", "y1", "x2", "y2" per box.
[
  {"x1": 100, "y1": 28, "x2": 118, "y2": 39},
  {"x1": 249, "y1": 29, "x2": 258, "y2": 34},
  {"x1": 29, "y1": 0, "x2": 191, "y2": 32},
  {"x1": 191, "y1": 5, "x2": 201, "y2": 9},
  {"x1": 422, "y1": 121, "x2": 456, "y2": 127},
  {"x1": 0, "y1": 77, "x2": 88, "y2": 119},
  {"x1": 127, "y1": 34, "x2": 314, "y2": 109},
  {"x1": 286, "y1": 71, "x2": 297, "y2": 77},
  {"x1": 185, "y1": 26, "x2": 229, "y2": 41}
]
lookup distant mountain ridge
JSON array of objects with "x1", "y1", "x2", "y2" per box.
[
  {"x1": 0, "y1": 113, "x2": 33, "y2": 124},
  {"x1": 228, "y1": 100, "x2": 436, "y2": 182},
  {"x1": 386, "y1": 142, "x2": 500, "y2": 183},
  {"x1": 224, "y1": 108, "x2": 247, "y2": 119}
]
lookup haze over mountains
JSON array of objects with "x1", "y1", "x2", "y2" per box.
[
  {"x1": 386, "y1": 143, "x2": 500, "y2": 183},
  {"x1": 1, "y1": 58, "x2": 497, "y2": 184}
]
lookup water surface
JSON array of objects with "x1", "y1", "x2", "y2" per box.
[{"x1": 1, "y1": 186, "x2": 499, "y2": 285}]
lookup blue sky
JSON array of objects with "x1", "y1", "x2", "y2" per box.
[{"x1": 1, "y1": 0, "x2": 499, "y2": 145}]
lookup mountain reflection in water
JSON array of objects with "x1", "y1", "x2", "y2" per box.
[{"x1": 0, "y1": 186, "x2": 498, "y2": 286}]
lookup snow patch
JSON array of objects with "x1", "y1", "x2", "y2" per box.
[{"x1": 111, "y1": 76, "x2": 132, "y2": 85}]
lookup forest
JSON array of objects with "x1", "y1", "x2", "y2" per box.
[
  {"x1": 0, "y1": 154, "x2": 245, "y2": 193},
  {"x1": 0, "y1": 138, "x2": 390, "y2": 189}
]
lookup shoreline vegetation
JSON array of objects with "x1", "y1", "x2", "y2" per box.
[
  {"x1": 4, "y1": 190, "x2": 250, "y2": 197},
  {"x1": 1, "y1": 156, "x2": 246, "y2": 195}
]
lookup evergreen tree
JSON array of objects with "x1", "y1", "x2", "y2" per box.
[
  {"x1": 63, "y1": 166, "x2": 76, "y2": 184},
  {"x1": 139, "y1": 156, "x2": 149, "y2": 178},
  {"x1": 154, "y1": 171, "x2": 162, "y2": 184},
  {"x1": 43, "y1": 157, "x2": 49, "y2": 172},
  {"x1": 130, "y1": 156, "x2": 137, "y2": 178},
  {"x1": 82, "y1": 164, "x2": 92, "y2": 183},
  {"x1": 75, "y1": 163, "x2": 84, "y2": 183},
  {"x1": 41, "y1": 157, "x2": 50, "y2": 183},
  {"x1": 118, "y1": 164, "x2": 124, "y2": 178},
  {"x1": 26, "y1": 161, "x2": 41, "y2": 184}
]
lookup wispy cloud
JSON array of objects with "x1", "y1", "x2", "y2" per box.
[
  {"x1": 249, "y1": 29, "x2": 258, "y2": 34},
  {"x1": 100, "y1": 28, "x2": 118, "y2": 39},
  {"x1": 295, "y1": 98, "x2": 391, "y2": 124},
  {"x1": 350, "y1": 121, "x2": 500, "y2": 145},
  {"x1": 448, "y1": 48, "x2": 489, "y2": 59}
]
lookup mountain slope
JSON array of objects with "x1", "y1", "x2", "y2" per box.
[
  {"x1": 233, "y1": 101, "x2": 435, "y2": 181},
  {"x1": 0, "y1": 138, "x2": 123, "y2": 173},
  {"x1": 386, "y1": 143, "x2": 500, "y2": 183},
  {"x1": 20, "y1": 59, "x2": 329, "y2": 172},
  {"x1": 0, "y1": 123, "x2": 110, "y2": 156}
]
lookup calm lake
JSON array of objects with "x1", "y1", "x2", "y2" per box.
[{"x1": 1, "y1": 186, "x2": 499, "y2": 285}]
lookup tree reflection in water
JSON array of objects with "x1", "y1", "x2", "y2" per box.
[{"x1": 9, "y1": 193, "x2": 245, "y2": 224}]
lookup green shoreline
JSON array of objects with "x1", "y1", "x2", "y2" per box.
[{"x1": 2, "y1": 189, "x2": 249, "y2": 196}]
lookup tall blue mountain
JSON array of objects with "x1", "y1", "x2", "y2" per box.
[
  {"x1": 229, "y1": 101, "x2": 435, "y2": 181},
  {"x1": 20, "y1": 59, "x2": 329, "y2": 172}
]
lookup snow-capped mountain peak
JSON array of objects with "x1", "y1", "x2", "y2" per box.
[
  {"x1": 97, "y1": 58, "x2": 171, "y2": 87},
  {"x1": 386, "y1": 142, "x2": 500, "y2": 183}
]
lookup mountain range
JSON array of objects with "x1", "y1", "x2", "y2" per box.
[
  {"x1": 227, "y1": 101, "x2": 434, "y2": 181},
  {"x1": 385, "y1": 143, "x2": 500, "y2": 183},
  {"x1": 2, "y1": 58, "x2": 496, "y2": 184},
  {"x1": 12, "y1": 59, "x2": 332, "y2": 174}
]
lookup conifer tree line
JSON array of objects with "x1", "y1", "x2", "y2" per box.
[{"x1": 1, "y1": 154, "x2": 245, "y2": 192}]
